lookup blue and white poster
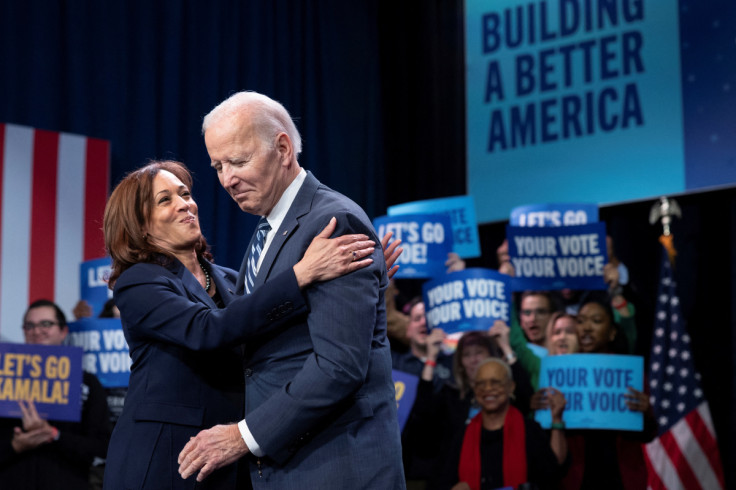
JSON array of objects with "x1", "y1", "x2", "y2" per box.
[
  {"x1": 68, "y1": 319, "x2": 130, "y2": 388},
  {"x1": 388, "y1": 195, "x2": 481, "y2": 258},
  {"x1": 506, "y1": 222, "x2": 608, "y2": 291},
  {"x1": 535, "y1": 354, "x2": 644, "y2": 431},
  {"x1": 510, "y1": 203, "x2": 599, "y2": 227},
  {"x1": 423, "y1": 268, "x2": 511, "y2": 334},
  {"x1": 0, "y1": 343, "x2": 83, "y2": 422},
  {"x1": 80, "y1": 258, "x2": 113, "y2": 317},
  {"x1": 393, "y1": 370, "x2": 419, "y2": 432},
  {"x1": 466, "y1": 0, "x2": 688, "y2": 223},
  {"x1": 374, "y1": 214, "x2": 454, "y2": 279}
]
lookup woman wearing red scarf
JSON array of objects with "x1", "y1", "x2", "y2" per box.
[{"x1": 443, "y1": 358, "x2": 568, "y2": 490}]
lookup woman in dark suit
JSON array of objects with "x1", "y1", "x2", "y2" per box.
[{"x1": 101, "y1": 160, "x2": 388, "y2": 489}]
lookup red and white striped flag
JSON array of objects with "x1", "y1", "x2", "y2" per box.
[
  {"x1": 0, "y1": 123, "x2": 109, "y2": 342},
  {"x1": 644, "y1": 245, "x2": 725, "y2": 489}
]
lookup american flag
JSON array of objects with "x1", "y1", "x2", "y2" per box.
[
  {"x1": 0, "y1": 123, "x2": 109, "y2": 343},
  {"x1": 644, "y1": 245, "x2": 725, "y2": 489}
]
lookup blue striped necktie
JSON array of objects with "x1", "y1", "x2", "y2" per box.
[{"x1": 245, "y1": 217, "x2": 271, "y2": 294}]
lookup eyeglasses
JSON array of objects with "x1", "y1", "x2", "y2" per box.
[
  {"x1": 520, "y1": 308, "x2": 550, "y2": 317},
  {"x1": 22, "y1": 320, "x2": 59, "y2": 332}
]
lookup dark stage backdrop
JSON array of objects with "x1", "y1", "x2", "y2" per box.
[{"x1": 1, "y1": 0, "x2": 733, "y2": 484}]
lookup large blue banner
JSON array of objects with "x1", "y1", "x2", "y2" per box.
[
  {"x1": 506, "y1": 222, "x2": 608, "y2": 291},
  {"x1": 68, "y1": 319, "x2": 130, "y2": 388},
  {"x1": 423, "y1": 268, "x2": 511, "y2": 334},
  {"x1": 374, "y1": 214, "x2": 454, "y2": 279},
  {"x1": 535, "y1": 354, "x2": 644, "y2": 431},
  {"x1": 466, "y1": 0, "x2": 686, "y2": 223},
  {"x1": 393, "y1": 370, "x2": 419, "y2": 432},
  {"x1": 510, "y1": 203, "x2": 598, "y2": 227},
  {"x1": 388, "y1": 195, "x2": 481, "y2": 258},
  {"x1": 0, "y1": 343, "x2": 83, "y2": 422},
  {"x1": 80, "y1": 258, "x2": 113, "y2": 317}
]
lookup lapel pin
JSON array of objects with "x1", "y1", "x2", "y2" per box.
[{"x1": 282, "y1": 230, "x2": 288, "y2": 235}]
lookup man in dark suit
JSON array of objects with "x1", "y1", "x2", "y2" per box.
[{"x1": 178, "y1": 92, "x2": 405, "y2": 488}]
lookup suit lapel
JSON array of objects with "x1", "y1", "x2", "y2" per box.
[
  {"x1": 210, "y1": 264, "x2": 237, "y2": 305},
  {"x1": 174, "y1": 259, "x2": 217, "y2": 308},
  {"x1": 254, "y1": 172, "x2": 321, "y2": 290}
]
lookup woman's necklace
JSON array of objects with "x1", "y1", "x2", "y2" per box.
[{"x1": 198, "y1": 260, "x2": 211, "y2": 292}]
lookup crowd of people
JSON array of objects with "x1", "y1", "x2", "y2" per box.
[{"x1": 388, "y1": 245, "x2": 657, "y2": 489}]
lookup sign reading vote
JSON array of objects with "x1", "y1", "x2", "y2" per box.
[
  {"x1": 510, "y1": 203, "x2": 599, "y2": 227},
  {"x1": 374, "y1": 214, "x2": 453, "y2": 279},
  {"x1": 0, "y1": 343, "x2": 83, "y2": 422},
  {"x1": 393, "y1": 370, "x2": 419, "y2": 432},
  {"x1": 506, "y1": 222, "x2": 608, "y2": 291},
  {"x1": 535, "y1": 354, "x2": 644, "y2": 431},
  {"x1": 388, "y1": 195, "x2": 481, "y2": 258},
  {"x1": 68, "y1": 319, "x2": 130, "y2": 388},
  {"x1": 80, "y1": 258, "x2": 113, "y2": 317},
  {"x1": 423, "y1": 268, "x2": 510, "y2": 334}
]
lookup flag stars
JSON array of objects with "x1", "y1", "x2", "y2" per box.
[
  {"x1": 659, "y1": 294, "x2": 668, "y2": 304},
  {"x1": 670, "y1": 297, "x2": 679, "y2": 306},
  {"x1": 671, "y1": 314, "x2": 679, "y2": 323},
  {"x1": 657, "y1": 311, "x2": 667, "y2": 321},
  {"x1": 659, "y1": 416, "x2": 668, "y2": 426},
  {"x1": 662, "y1": 277, "x2": 671, "y2": 286},
  {"x1": 652, "y1": 362, "x2": 660, "y2": 372},
  {"x1": 650, "y1": 379, "x2": 658, "y2": 388},
  {"x1": 670, "y1": 332, "x2": 678, "y2": 341},
  {"x1": 666, "y1": 366, "x2": 675, "y2": 375},
  {"x1": 655, "y1": 328, "x2": 664, "y2": 338},
  {"x1": 694, "y1": 388, "x2": 703, "y2": 398},
  {"x1": 653, "y1": 345, "x2": 662, "y2": 354},
  {"x1": 662, "y1": 399, "x2": 671, "y2": 409},
  {"x1": 680, "y1": 368, "x2": 689, "y2": 378},
  {"x1": 678, "y1": 386, "x2": 687, "y2": 395},
  {"x1": 682, "y1": 334, "x2": 690, "y2": 343},
  {"x1": 664, "y1": 382, "x2": 673, "y2": 392},
  {"x1": 677, "y1": 403, "x2": 686, "y2": 412},
  {"x1": 681, "y1": 351, "x2": 690, "y2": 361},
  {"x1": 695, "y1": 373, "x2": 701, "y2": 381},
  {"x1": 669, "y1": 348, "x2": 678, "y2": 358}
]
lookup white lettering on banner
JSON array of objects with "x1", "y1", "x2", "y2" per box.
[
  {"x1": 563, "y1": 210, "x2": 588, "y2": 225},
  {"x1": 557, "y1": 234, "x2": 600, "y2": 255},
  {"x1": 87, "y1": 266, "x2": 111, "y2": 288},
  {"x1": 68, "y1": 331, "x2": 101, "y2": 351},
  {"x1": 556, "y1": 256, "x2": 604, "y2": 277},
  {"x1": 511, "y1": 257, "x2": 555, "y2": 277},
  {"x1": 102, "y1": 330, "x2": 128, "y2": 350},
  {"x1": 519, "y1": 211, "x2": 561, "y2": 227},
  {"x1": 421, "y1": 222, "x2": 446, "y2": 243},
  {"x1": 83, "y1": 353, "x2": 97, "y2": 374},
  {"x1": 427, "y1": 302, "x2": 462, "y2": 325},
  {"x1": 465, "y1": 278, "x2": 506, "y2": 299},
  {"x1": 462, "y1": 299, "x2": 509, "y2": 320},
  {"x1": 98, "y1": 352, "x2": 131, "y2": 374},
  {"x1": 397, "y1": 243, "x2": 427, "y2": 264},
  {"x1": 513, "y1": 236, "x2": 557, "y2": 256},
  {"x1": 426, "y1": 281, "x2": 465, "y2": 307},
  {"x1": 378, "y1": 222, "x2": 420, "y2": 243}
]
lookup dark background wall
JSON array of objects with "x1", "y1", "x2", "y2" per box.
[{"x1": 1, "y1": 0, "x2": 733, "y2": 484}]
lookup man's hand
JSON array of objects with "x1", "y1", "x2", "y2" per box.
[
  {"x1": 178, "y1": 424, "x2": 250, "y2": 482},
  {"x1": 11, "y1": 426, "x2": 54, "y2": 453}
]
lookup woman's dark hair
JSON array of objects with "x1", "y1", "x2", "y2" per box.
[
  {"x1": 453, "y1": 330, "x2": 501, "y2": 398},
  {"x1": 579, "y1": 296, "x2": 629, "y2": 354},
  {"x1": 103, "y1": 160, "x2": 212, "y2": 288}
]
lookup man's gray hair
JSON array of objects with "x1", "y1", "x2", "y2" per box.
[{"x1": 202, "y1": 91, "x2": 302, "y2": 156}]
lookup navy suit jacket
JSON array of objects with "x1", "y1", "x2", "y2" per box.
[
  {"x1": 236, "y1": 172, "x2": 405, "y2": 489},
  {"x1": 104, "y1": 259, "x2": 307, "y2": 490}
]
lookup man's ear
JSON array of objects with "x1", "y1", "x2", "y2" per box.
[{"x1": 275, "y1": 132, "x2": 294, "y2": 165}]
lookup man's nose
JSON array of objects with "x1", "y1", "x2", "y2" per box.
[{"x1": 221, "y1": 165, "x2": 237, "y2": 189}]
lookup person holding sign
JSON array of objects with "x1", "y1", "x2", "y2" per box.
[
  {"x1": 0, "y1": 300, "x2": 111, "y2": 490},
  {"x1": 559, "y1": 298, "x2": 656, "y2": 489},
  {"x1": 440, "y1": 358, "x2": 567, "y2": 490},
  {"x1": 101, "y1": 160, "x2": 391, "y2": 490}
]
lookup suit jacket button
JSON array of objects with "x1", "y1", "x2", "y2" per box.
[{"x1": 244, "y1": 368, "x2": 253, "y2": 377}]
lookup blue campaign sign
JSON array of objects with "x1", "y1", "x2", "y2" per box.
[
  {"x1": 423, "y1": 268, "x2": 511, "y2": 334},
  {"x1": 374, "y1": 214, "x2": 454, "y2": 279},
  {"x1": 506, "y1": 222, "x2": 608, "y2": 291},
  {"x1": 510, "y1": 203, "x2": 599, "y2": 227},
  {"x1": 68, "y1": 319, "x2": 130, "y2": 388},
  {"x1": 387, "y1": 195, "x2": 481, "y2": 258},
  {"x1": 80, "y1": 257, "x2": 113, "y2": 317},
  {"x1": 535, "y1": 354, "x2": 644, "y2": 431},
  {"x1": 393, "y1": 369, "x2": 419, "y2": 432},
  {"x1": 0, "y1": 343, "x2": 83, "y2": 422}
]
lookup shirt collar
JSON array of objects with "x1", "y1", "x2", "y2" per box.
[{"x1": 264, "y1": 168, "x2": 306, "y2": 233}]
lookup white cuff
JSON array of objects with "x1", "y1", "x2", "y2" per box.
[{"x1": 237, "y1": 419, "x2": 264, "y2": 457}]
